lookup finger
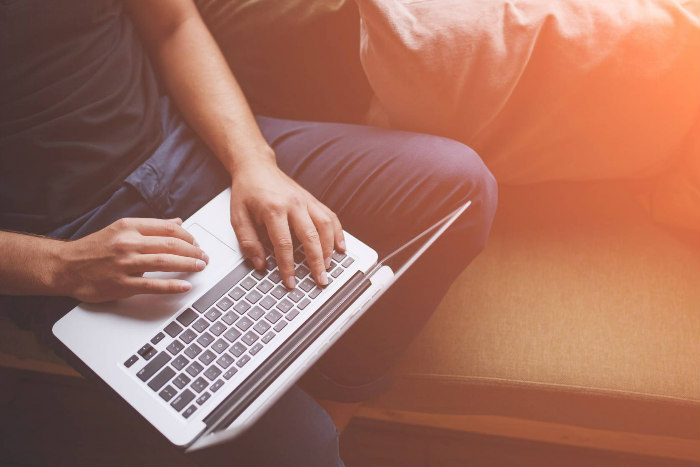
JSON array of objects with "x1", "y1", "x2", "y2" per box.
[
  {"x1": 263, "y1": 211, "x2": 296, "y2": 289},
  {"x1": 122, "y1": 276, "x2": 192, "y2": 295},
  {"x1": 289, "y1": 208, "x2": 328, "y2": 286},
  {"x1": 328, "y1": 208, "x2": 346, "y2": 252},
  {"x1": 128, "y1": 218, "x2": 195, "y2": 245},
  {"x1": 308, "y1": 203, "x2": 338, "y2": 270},
  {"x1": 137, "y1": 236, "x2": 208, "y2": 263},
  {"x1": 230, "y1": 206, "x2": 266, "y2": 270},
  {"x1": 126, "y1": 254, "x2": 207, "y2": 274}
]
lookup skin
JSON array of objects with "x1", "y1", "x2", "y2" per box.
[{"x1": 0, "y1": 0, "x2": 344, "y2": 302}]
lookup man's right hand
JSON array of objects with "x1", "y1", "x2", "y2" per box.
[{"x1": 55, "y1": 217, "x2": 208, "y2": 303}]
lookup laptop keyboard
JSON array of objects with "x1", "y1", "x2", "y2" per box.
[{"x1": 123, "y1": 245, "x2": 355, "y2": 419}]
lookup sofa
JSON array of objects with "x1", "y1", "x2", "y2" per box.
[{"x1": 1, "y1": 1, "x2": 698, "y2": 465}]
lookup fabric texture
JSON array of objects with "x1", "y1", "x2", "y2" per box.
[
  {"x1": 0, "y1": 0, "x2": 162, "y2": 235},
  {"x1": 357, "y1": 0, "x2": 700, "y2": 193},
  {"x1": 196, "y1": 0, "x2": 373, "y2": 123}
]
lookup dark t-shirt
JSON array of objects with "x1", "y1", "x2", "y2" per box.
[{"x1": 0, "y1": 0, "x2": 162, "y2": 234}]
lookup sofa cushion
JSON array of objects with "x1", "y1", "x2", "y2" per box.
[
  {"x1": 196, "y1": 0, "x2": 372, "y2": 123},
  {"x1": 367, "y1": 181, "x2": 699, "y2": 444}
]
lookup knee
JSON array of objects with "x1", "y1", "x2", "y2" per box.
[{"x1": 412, "y1": 135, "x2": 498, "y2": 252}]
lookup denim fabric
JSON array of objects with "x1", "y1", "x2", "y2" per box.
[{"x1": 7, "y1": 97, "x2": 497, "y2": 466}]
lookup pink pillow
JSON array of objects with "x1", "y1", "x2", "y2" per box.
[{"x1": 357, "y1": 0, "x2": 700, "y2": 184}]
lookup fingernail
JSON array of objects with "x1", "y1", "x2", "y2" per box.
[
  {"x1": 179, "y1": 281, "x2": 192, "y2": 292},
  {"x1": 201, "y1": 251, "x2": 209, "y2": 263},
  {"x1": 319, "y1": 271, "x2": 329, "y2": 286},
  {"x1": 254, "y1": 256, "x2": 265, "y2": 270},
  {"x1": 324, "y1": 257, "x2": 331, "y2": 270},
  {"x1": 286, "y1": 276, "x2": 296, "y2": 289},
  {"x1": 338, "y1": 240, "x2": 346, "y2": 251},
  {"x1": 196, "y1": 259, "x2": 206, "y2": 271},
  {"x1": 193, "y1": 239, "x2": 200, "y2": 247}
]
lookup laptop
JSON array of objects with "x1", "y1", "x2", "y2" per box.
[{"x1": 53, "y1": 188, "x2": 471, "y2": 451}]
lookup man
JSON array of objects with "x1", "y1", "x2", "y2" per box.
[{"x1": 0, "y1": 1, "x2": 497, "y2": 465}]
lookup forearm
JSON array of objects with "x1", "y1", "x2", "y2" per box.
[
  {"x1": 128, "y1": 2, "x2": 274, "y2": 174},
  {"x1": 0, "y1": 231, "x2": 64, "y2": 296}
]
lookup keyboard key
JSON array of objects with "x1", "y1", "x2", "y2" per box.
[
  {"x1": 191, "y1": 377, "x2": 209, "y2": 393},
  {"x1": 196, "y1": 391, "x2": 211, "y2": 405},
  {"x1": 235, "y1": 354, "x2": 251, "y2": 368},
  {"x1": 223, "y1": 327, "x2": 242, "y2": 343},
  {"x1": 259, "y1": 296, "x2": 276, "y2": 310},
  {"x1": 249, "y1": 343, "x2": 263, "y2": 355},
  {"x1": 204, "y1": 365, "x2": 222, "y2": 381},
  {"x1": 182, "y1": 404, "x2": 197, "y2": 419},
  {"x1": 180, "y1": 329, "x2": 197, "y2": 344},
  {"x1": 332, "y1": 251, "x2": 346, "y2": 262},
  {"x1": 173, "y1": 373, "x2": 191, "y2": 389},
  {"x1": 216, "y1": 354, "x2": 234, "y2": 369},
  {"x1": 261, "y1": 331, "x2": 275, "y2": 344},
  {"x1": 159, "y1": 385, "x2": 177, "y2": 402},
  {"x1": 223, "y1": 368, "x2": 238, "y2": 380},
  {"x1": 342, "y1": 257, "x2": 355, "y2": 268},
  {"x1": 309, "y1": 287, "x2": 322, "y2": 299},
  {"x1": 163, "y1": 321, "x2": 183, "y2": 338},
  {"x1": 287, "y1": 289, "x2": 304, "y2": 303},
  {"x1": 293, "y1": 249, "x2": 304, "y2": 263},
  {"x1": 192, "y1": 262, "x2": 252, "y2": 312},
  {"x1": 268, "y1": 270, "x2": 282, "y2": 284},
  {"x1": 271, "y1": 285, "x2": 287, "y2": 299},
  {"x1": 245, "y1": 289, "x2": 263, "y2": 304},
  {"x1": 253, "y1": 320, "x2": 271, "y2": 335},
  {"x1": 185, "y1": 343, "x2": 202, "y2": 359},
  {"x1": 196, "y1": 332, "x2": 214, "y2": 348},
  {"x1": 176, "y1": 308, "x2": 198, "y2": 327},
  {"x1": 148, "y1": 366, "x2": 176, "y2": 391},
  {"x1": 216, "y1": 296, "x2": 234, "y2": 310},
  {"x1": 209, "y1": 321, "x2": 226, "y2": 336},
  {"x1": 286, "y1": 309, "x2": 300, "y2": 321},
  {"x1": 295, "y1": 264, "x2": 310, "y2": 279},
  {"x1": 172, "y1": 355, "x2": 189, "y2": 371},
  {"x1": 273, "y1": 320, "x2": 288, "y2": 332},
  {"x1": 211, "y1": 338, "x2": 228, "y2": 354},
  {"x1": 138, "y1": 343, "x2": 155, "y2": 359},
  {"x1": 228, "y1": 286, "x2": 246, "y2": 301},
  {"x1": 331, "y1": 267, "x2": 343, "y2": 278},
  {"x1": 124, "y1": 355, "x2": 139, "y2": 368},
  {"x1": 247, "y1": 306, "x2": 265, "y2": 321},
  {"x1": 251, "y1": 269, "x2": 266, "y2": 280},
  {"x1": 240, "y1": 276, "x2": 257, "y2": 290},
  {"x1": 235, "y1": 316, "x2": 253, "y2": 331},
  {"x1": 234, "y1": 301, "x2": 251, "y2": 314},
  {"x1": 299, "y1": 278, "x2": 315, "y2": 292},
  {"x1": 192, "y1": 318, "x2": 209, "y2": 333},
  {"x1": 230, "y1": 342, "x2": 246, "y2": 357},
  {"x1": 276, "y1": 299, "x2": 293, "y2": 313},
  {"x1": 204, "y1": 307, "x2": 222, "y2": 322},
  {"x1": 186, "y1": 361, "x2": 204, "y2": 377},
  {"x1": 264, "y1": 310, "x2": 283, "y2": 324},
  {"x1": 265, "y1": 257, "x2": 277, "y2": 270},
  {"x1": 198, "y1": 349, "x2": 216, "y2": 365},
  {"x1": 242, "y1": 331, "x2": 259, "y2": 346},
  {"x1": 143, "y1": 347, "x2": 158, "y2": 360},
  {"x1": 210, "y1": 379, "x2": 225, "y2": 392},
  {"x1": 151, "y1": 332, "x2": 165, "y2": 345},
  {"x1": 166, "y1": 340, "x2": 184, "y2": 356},
  {"x1": 221, "y1": 310, "x2": 238, "y2": 325},
  {"x1": 256, "y1": 280, "x2": 274, "y2": 294},
  {"x1": 137, "y1": 352, "x2": 171, "y2": 382},
  {"x1": 297, "y1": 297, "x2": 311, "y2": 310},
  {"x1": 171, "y1": 389, "x2": 195, "y2": 412}
]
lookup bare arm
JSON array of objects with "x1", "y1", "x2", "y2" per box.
[
  {"x1": 0, "y1": 218, "x2": 208, "y2": 302},
  {"x1": 126, "y1": 0, "x2": 345, "y2": 289}
]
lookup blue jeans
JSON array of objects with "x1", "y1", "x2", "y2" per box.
[{"x1": 7, "y1": 99, "x2": 497, "y2": 466}]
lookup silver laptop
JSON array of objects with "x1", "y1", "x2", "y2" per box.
[{"x1": 53, "y1": 188, "x2": 470, "y2": 451}]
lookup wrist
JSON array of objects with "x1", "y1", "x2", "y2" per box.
[
  {"x1": 45, "y1": 240, "x2": 74, "y2": 296},
  {"x1": 225, "y1": 144, "x2": 277, "y2": 176}
]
